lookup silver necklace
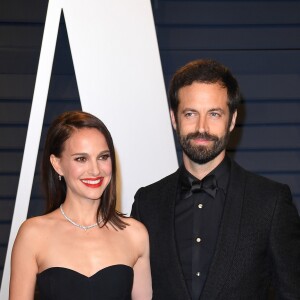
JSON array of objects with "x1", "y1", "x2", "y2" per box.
[{"x1": 60, "y1": 204, "x2": 99, "y2": 231}]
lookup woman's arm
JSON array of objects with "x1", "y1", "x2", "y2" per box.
[
  {"x1": 131, "y1": 220, "x2": 152, "y2": 300},
  {"x1": 9, "y1": 219, "x2": 39, "y2": 300}
]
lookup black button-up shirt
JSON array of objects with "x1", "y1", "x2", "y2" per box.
[{"x1": 175, "y1": 156, "x2": 230, "y2": 299}]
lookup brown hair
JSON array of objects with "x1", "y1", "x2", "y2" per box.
[
  {"x1": 169, "y1": 59, "x2": 241, "y2": 118},
  {"x1": 42, "y1": 111, "x2": 127, "y2": 229}
]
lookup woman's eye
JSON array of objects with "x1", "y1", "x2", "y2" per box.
[
  {"x1": 75, "y1": 157, "x2": 86, "y2": 162},
  {"x1": 99, "y1": 154, "x2": 110, "y2": 161}
]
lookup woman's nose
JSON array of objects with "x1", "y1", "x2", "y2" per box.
[{"x1": 88, "y1": 160, "x2": 100, "y2": 176}]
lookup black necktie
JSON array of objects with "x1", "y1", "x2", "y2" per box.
[{"x1": 182, "y1": 174, "x2": 218, "y2": 199}]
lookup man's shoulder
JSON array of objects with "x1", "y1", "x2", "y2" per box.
[
  {"x1": 231, "y1": 159, "x2": 289, "y2": 191},
  {"x1": 135, "y1": 168, "x2": 180, "y2": 196},
  {"x1": 141, "y1": 169, "x2": 180, "y2": 189}
]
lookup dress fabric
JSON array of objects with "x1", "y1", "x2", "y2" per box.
[{"x1": 36, "y1": 264, "x2": 133, "y2": 300}]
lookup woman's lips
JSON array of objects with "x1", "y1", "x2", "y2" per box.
[{"x1": 81, "y1": 177, "x2": 103, "y2": 188}]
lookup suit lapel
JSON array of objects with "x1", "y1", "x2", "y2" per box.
[
  {"x1": 158, "y1": 168, "x2": 192, "y2": 299},
  {"x1": 201, "y1": 160, "x2": 247, "y2": 299}
]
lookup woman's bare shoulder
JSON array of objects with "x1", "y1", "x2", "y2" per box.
[
  {"x1": 122, "y1": 217, "x2": 149, "y2": 244},
  {"x1": 124, "y1": 216, "x2": 147, "y2": 231},
  {"x1": 16, "y1": 211, "x2": 58, "y2": 240}
]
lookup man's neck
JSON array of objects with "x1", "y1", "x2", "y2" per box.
[{"x1": 183, "y1": 151, "x2": 226, "y2": 180}]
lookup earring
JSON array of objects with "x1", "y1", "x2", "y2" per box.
[{"x1": 58, "y1": 175, "x2": 62, "y2": 181}]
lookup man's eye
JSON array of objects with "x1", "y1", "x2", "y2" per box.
[
  {"x1": 210, "y1": 112, "x2": 220, "y2": 117},
  {"x1": 185, "y1": 112, "x2": 194, "y2": 117}
]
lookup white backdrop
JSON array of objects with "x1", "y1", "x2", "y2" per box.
[{"x1": 0, "y1": 0, "x2": 178, "y2": 298}]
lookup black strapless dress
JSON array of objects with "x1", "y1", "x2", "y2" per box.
[{"x1": 36, "y1": 264, "x2": 133, "y2": 300}]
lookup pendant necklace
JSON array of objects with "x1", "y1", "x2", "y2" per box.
[{"x1": 60, "y1": 204, "x2": 100, "y2": 231}]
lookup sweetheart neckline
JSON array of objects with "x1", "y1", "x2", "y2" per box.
[{"x1": 37, "y1": 264, "x2": 133, "y2": 279}]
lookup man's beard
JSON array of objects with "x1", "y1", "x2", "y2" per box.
[{"x1": 178, "y1": 129, "x2": 230, "y2": 165}]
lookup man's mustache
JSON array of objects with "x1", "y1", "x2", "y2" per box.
[{"x1": 184, "y1": 131, "x2": 218, "y2": 142}]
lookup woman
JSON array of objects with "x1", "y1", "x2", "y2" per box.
[{"x1": 9, "y1": 111, "x2": 152, "y2": 300}]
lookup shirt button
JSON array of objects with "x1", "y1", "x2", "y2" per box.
[
  {"x1": 196, "y1": 237, "x2": 201, "y2": 243},
  {"x1": 198, "y1": 203, "x2": 203, "y2": 208},
  {"x1": 196, "y1": 272, "x2": 201, "y2": 277}
]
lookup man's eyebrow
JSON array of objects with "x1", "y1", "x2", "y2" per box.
[{"x1": 208, "y1": 108, "x2": 225, "y2": 113}]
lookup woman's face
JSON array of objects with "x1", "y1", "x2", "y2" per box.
[{"x1": 51, "y1": 127, "x2": 112, "y2": 203}]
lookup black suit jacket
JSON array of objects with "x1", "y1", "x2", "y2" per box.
[{"x1": 131, "y1": 158, "x2": 300, "y2": 299}]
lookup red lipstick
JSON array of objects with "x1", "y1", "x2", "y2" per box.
[{"x1": 81, "y1": 177, "x2": 103, "y2": 188}]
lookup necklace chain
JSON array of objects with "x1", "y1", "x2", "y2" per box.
[{"x1": 60, "y1": 204, "x2": 99, "y2": 231}]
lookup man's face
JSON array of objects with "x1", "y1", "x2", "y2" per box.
[{"x1": 170, "y1": 82, "x2": 237, "y2": 165}]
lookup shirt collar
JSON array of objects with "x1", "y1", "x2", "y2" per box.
[{"x1": 179, "y1": 155, "x2": 231, "y2": 194}]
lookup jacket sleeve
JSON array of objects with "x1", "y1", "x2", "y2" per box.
[
  {"x1": 269, "y1": 184, "x2": 300, "y2": 299},
  {"x1": 130, "y1": 188, "x2": 142, "y2": 221}
]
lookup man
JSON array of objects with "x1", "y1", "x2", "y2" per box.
[{"x1": 131, "y1": 59, "x2": 300, "y2": 299}]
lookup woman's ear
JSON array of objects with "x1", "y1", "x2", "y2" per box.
[{"x1": 50, "y1": 154, "x2": 63, "y2": 176}]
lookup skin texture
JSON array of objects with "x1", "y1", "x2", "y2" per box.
[
  {"x1": 170, "y1": 81, "x2": 237, "y2": 180},
  {"x1": 9, "y1": 128, "x2": 152, "y2": 300}
]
